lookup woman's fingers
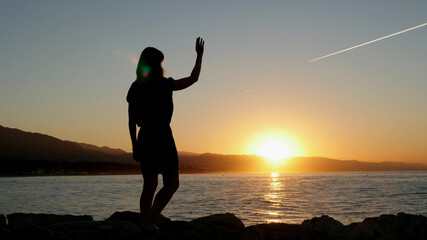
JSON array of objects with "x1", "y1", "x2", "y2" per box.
[{"x1": 196, "y1": 37, "x2": 204, "y2": 54}]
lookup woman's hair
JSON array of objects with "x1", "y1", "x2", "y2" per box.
[{"x1": 136, "y1": 47, "x2": 164, "y2": 81}]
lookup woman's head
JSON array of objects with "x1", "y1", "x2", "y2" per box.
[{"x1": 136, "y1": 47, "x2": 164, "y2": 81}]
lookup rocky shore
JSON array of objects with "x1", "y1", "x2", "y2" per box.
[{"x1": 1, "y1": 211, "x2": 426, "y2": 240}]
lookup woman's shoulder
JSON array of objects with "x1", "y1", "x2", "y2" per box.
[
  {"x1": 161, "y1": 77, "x2": 175, "y2": 89},
  {"x1": 160, "y1": 77, "x2": 174, "y2": 82},
  {"x1": 126, "y1": 80, "x2": 140, "y2": 102}
]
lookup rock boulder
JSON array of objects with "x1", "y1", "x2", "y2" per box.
[
  {"x1": 2, "y1": 212, "x2": 427, "y2": 240},
  {"x1": 0, "y1": 214, "x2": 11, "y2": 240},
  {"x1": 242, "y1": 223, "x2": 311, "y2": 240},
  {"x1": 106, "y1": 211, "x2": 172, "y2": 229},
  {"x1": 153, "y1": 213, "x2": 245, "y2": 240},
  {"x1": 106, "y1": 211, "x2": 141, "y2": 226},
  {"x1": 191, "y1": 212, "x2": 245, "y2": 231},
  {"x1": 347, "y1": 212, "x2": 427, "y2": 240},
  {"x1": 302, "y1": 215, "x2": 345, "y2": 239},
  {"x1": 7, "y1": 213, "x2": 93, "y2": 231},
  {"x1": 47, "y1": 220, "x2": 139, "y2": 240},
  {"x1": 0, "y1": 214, "x2": 6, "y2": 228}
]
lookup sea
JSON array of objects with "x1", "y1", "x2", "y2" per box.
[{"x1": 1, "y1": 172, "x2": 426, "y2": 226}]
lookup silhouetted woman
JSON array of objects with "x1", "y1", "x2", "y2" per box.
[{"x1": 127, "y1": 37, "x2": 204, "y2": 232}]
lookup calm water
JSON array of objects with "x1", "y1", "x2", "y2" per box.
[{"x1": 1, "y1": 172, "x2": 426, "y2": 226}]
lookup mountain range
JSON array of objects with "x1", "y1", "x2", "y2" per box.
[{"x1": 0, "y1": 125, "x2": 426, "y2": 176}]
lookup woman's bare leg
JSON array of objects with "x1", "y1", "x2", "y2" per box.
[
  {"x1": 147, "y1": 170, "x2": 179, "y2": 224},
  {"x1": 140, "y1": 173, "x2": 158, "y2": 224}
]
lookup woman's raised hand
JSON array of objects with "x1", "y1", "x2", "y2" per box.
[{"x1": 196, "y1": 37, "x2": 204, "y2": 56}]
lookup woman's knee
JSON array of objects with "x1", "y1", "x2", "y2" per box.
[
  {"x1": 168, "y1": 180, "x2": 179, "y2": 192},
  {"x1": 143, "y1": 181, "x2": 158, "y2": 192},
  {"x1": 163, "y1": 172, "x2": 179, "y2": 192},
  {"x1": 143, "y1": 173, "x2": 158, "y2": 191}
]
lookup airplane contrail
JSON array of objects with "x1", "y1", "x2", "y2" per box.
[{"x1": 309, "y1": 22, "x2": 427, "y2": 63}]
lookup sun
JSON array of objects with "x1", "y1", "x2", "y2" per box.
[
  {"x1": 256, "y1": 139, "x2": 292, "y2": 164},
  {"x1": 246, "y1": 131, "x2": 305, "y2": 167}
]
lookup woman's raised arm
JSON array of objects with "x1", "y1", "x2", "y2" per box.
[{"x1": 173, "y1": 37, "x2": 204, "y2": 91}]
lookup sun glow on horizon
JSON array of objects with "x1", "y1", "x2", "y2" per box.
[
  {"x1": 256, "y1": 139, "x2": 292, "y2": 164},
  {"x1": 246, "y1": 131, "x2": 306, "y2": 167}
]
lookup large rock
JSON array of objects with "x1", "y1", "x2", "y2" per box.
[
  {"x1": 107, "y1": 211, "x2": 141, "y2": 226},
  {"x1": 302, "y1": 215, "x2": 345, "y2": 239},
  {"x1": 4, "y1": 212, "x2": 427, "y2": 240},
  {"x1": 47, "y1": 220, "x2": 139, "y2": 240},
  {"x1": 191, "y1": 212, "x2": 245, "y2": 231},
  {"x1": 7, "y1": 213, "x2": 93, "y2": 231},
  {"x1": 0, "y1": 227, "x2": 11, "y2": 240},
  {"x1": 342, "y1": 222, "x2": 359, "y2": 238},
  {"x1": 106, "y1": 211, "x2": 171, "y2": 229},
  {"x1": 154, "y1": 213, "x2": 245, "y2": 240},
  {"x1": 242, "y1": 215, "x2": 345, "y2": 240},
  {"x1": 0, "y1": 214, "x2": 6, "y2": 228},
  {"x1": 145, "y1": 221, "x2": 207, "y2": 240},
  {"x1": 0, "y1": 214, "x2": 11, "y2": 240},
  {"x1": 242, "y1": 223, "x2": 311, "y2": 240},
  {"x1": 347, "y1": 212, "x2": 427, "y2": 240}
]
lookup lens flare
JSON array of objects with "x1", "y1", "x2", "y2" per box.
[
  {"x1": 129, "y1": 54, "x2": 138, "y2": 64},
  {"x1": 140, "y1": 66, "x2": 151, "y2": 78}
]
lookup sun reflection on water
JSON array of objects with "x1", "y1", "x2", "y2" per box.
[{"x1": 263, "y1": 172, "x2": 284, "y2": 223}]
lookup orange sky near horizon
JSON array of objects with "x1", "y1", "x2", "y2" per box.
[{"x1": 1, "y1": 1, "x2": 426, "y2": 164}]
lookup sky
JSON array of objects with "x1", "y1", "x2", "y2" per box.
[{"x1": 1, "y1": 1, "x2": 426, "y2": 163}]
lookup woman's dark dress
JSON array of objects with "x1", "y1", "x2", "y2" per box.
[{"x1": 126, "y1": 77, "x2": 179, "y2": 174}]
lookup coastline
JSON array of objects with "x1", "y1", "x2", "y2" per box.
[
  {"x1": 2, "y1": 169, "x2": 427, "y2": 178},
  {"x1": 1, "y1": 211, "x2": 426, "y2": 240}
]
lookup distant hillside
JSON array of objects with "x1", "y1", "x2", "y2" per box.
[
  {"x1": 283, "y1": 157, "x2": 427, "y2": 172},
  {"x1": 78, "y1": 143, "x2": 128, "y2": 156},
  {"x1": 179, "y1": 153, "x2": 265, "y2": 173},
  {"x1": 1, "y1": 125, "x2": 426, "y2": 176},
  {"x1": 0, "y1": 125, "x2": 133, "y2": 163},
  {"x1": 179, "y1": 155, "x2": 427, "y2": 173},
  {"x1": 0, "y1": 125, "x2": 137, "y2": 176}
]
